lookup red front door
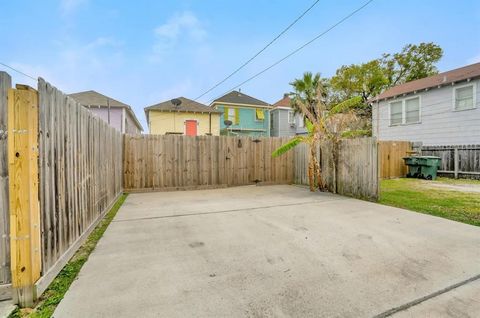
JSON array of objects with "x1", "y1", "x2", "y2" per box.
[{"x1": 185, "y1": 120, "x2": 197, "y2": 136}]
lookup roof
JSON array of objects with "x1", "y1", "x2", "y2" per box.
[
  {"x1": 211, "y1": 90, "x2": 271, "y2": 107},
  {"x1": 372, "y1": 62, "x2": 480, "y2": 102},
  {"x1": 273, "y1": 94, "x2": 292, "y2": 108},
  {"x1": 145, "y1": 97, "x2": 222, "y2": 114},
  {"x1": 69, "y1": 90, "x2": 143, "y2": 131}
]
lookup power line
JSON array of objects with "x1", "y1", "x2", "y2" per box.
[
  {"x1": 194, "y1": 0, "x2": 321, "y2": 101},
  {"x1": 0, "y1": 62, "x2": 37, "y2": 81},
  {"x1": 207, "y1": 0, "x2": 375, "y2": 104}
]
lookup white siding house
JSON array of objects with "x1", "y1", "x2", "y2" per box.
[{"x1": 372, "y1": 63, "x2": 480, "y2": 145}]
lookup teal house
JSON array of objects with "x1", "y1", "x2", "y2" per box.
[{"x1": 210, "y1": 90, "x2": 272, "y2": 136}]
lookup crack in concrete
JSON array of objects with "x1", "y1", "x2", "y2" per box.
[
  {"x1": 372, "y1": 273, "x2": 480, "y2": 318},
  {"x1": 112, "y1": 198, "x2": 346, "y2": 223}
]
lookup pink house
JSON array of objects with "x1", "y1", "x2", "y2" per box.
[{"x1": 69, "y1": 90, "x2": 143, "y2": 134}]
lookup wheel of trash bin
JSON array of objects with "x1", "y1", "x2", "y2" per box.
[
  {"x1": 406, "y1": 173, "x2": 412, "y2": 178},
  {"x1": 426, "y1": 175, "x2": 432, "y2": 180}
]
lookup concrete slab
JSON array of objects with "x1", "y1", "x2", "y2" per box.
[
  {"x1": 53, "y1": 185, "x2": 480, "y2": 318},
  {"x1": 0, "y1": 300, "x2": 15, "y2": 318}
]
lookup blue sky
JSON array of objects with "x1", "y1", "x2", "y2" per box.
[{"x1": 1, "y1": 0, "x2": 479, "y2": 129}]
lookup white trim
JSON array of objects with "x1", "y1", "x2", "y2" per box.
[
  {"x1": 288, "y1": 110, "x2": 295, "y2": 124},
  {"x1": 452, "y1": 83, "x2": 477, "y2": 111},
  {"x1": 211, "y1": 101, "x2": 272, "y2": 109},
  {"x1": 388, "y1": 95, "x2": 421, "y2": 126}
]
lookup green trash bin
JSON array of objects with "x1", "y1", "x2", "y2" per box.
[
  {"x1": 403, "y1": 156, "x2": 421, "y2": 178},
  {"x1": 417, "y1": 156, "x2": 441, "y2": 180}
]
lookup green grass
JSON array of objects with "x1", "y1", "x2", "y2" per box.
[
  {"x1": 9, "y1": 194, "x2": 128, "y2": 318},
  {"x1": 380, "y1": 178, "x2": 480, "y2": 226}
]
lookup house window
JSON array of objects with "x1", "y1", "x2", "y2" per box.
[
  {"x1": 288, "y1": 111, "x2": 294, "y2": 124},
  {"x1": 389, "y1": 101, "x2": 403, "y2": 125},
  {"x1": 405, "y1": 97, "x2": 420, "y2": 124},
  {"x1": 255, "y1": 108, "x2": 265, "y2": 121},
  {"x1": 298, "y1": 115, "x2": 305, "y2": 128},
  {"x1": 454, "y1": 84, "x2": 475, "y2": 111},
  {"x1": 224, "y1": 107, "x2": 239, "y2": 124}
]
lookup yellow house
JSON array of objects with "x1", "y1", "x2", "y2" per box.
[{"x1": 145, "y1": 97, "x2": 222, "y2": 136}]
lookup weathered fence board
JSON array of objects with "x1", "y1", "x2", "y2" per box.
[
  {"x1": 422, "y1": 145, "x2": 480, "y2": 179},
  {"x1": 0, "y1": 72, "x2": 12, "y2": 297},
  {"x1": 294, "y1": 138, "x2": 379, "y2": 201},
  {"x1": 35, "y1": 78, "x2": 123, "y2": 296},
  {"x1": 123, "y1": 135, "x2": 294, "y2": 191},
  {"x1": 379, "y1": 141, "x2": 413, "y2": 179}
]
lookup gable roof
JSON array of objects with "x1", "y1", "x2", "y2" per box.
[
  {"x1": 372, "y1": 62, "x2": 480, "y2": 102},
  {"x1": 211, "y1": 90, "x2": 271, "y2": 107},
  {"x1": 145, "y1": 97, "x2": 221, "y2": 114},
  {"x1": 273, "y1": 94, "x2": 292, "y2": 108},
  {"x1": 69, "y1": 90, "x2": 143, "y2": 131}
]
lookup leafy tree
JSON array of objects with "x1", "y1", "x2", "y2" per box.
[
  {"x1": 331, "y1": 42, "x2": 443, "y2": 103},
  {"x1": 381, "y1": 42, "x2": 443, "y2": 86},
  {"x1": 330, "y1": 59, "x2": 388, "y2": 103}
]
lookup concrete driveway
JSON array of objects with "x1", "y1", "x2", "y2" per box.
[{"x1": 54, "y1": 185, "x2": 480, "y2": 318}]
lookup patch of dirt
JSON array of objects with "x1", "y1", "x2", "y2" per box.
[{"x1": 426, "y1": 182, "x2": 480, "y2": 193}]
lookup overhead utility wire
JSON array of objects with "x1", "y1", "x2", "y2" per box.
[
  {"x1": 194, "y1": 0, "x2": 321, "y2": 101},
  {"x1": 208, "y1": 0, "x2": 375, "y2": 104},
  {"x1": 0, "y1": 62, "x2": 37, "y2": 81}
]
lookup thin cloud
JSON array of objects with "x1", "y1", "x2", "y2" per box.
[
  {"x1": 150, "y1": 11, "x2": 207, "y2": 62},
  {"x1": 60, "y1": 0, "x2": 88, "y2": 15}
]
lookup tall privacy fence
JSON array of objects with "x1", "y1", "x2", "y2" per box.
[
  {"x1": 294, "y1": 138, "x2": 379, "y2": 201},
  {"x1": 124, "y1": 134, "x2": 295, "y2": 191},
  {"x1": 421, "y1": 144, "x2": 480, "y2": 179},
  {"x1": 0, "y1": 72, "x2": 123, "y2": 306},
  {"x1": 1, "y1": 70, "x2": 380, "y2": 307}
]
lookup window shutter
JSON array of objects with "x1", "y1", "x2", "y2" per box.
[
  {"x1": 224, "y1": 107, "x2": 229, "y2": 121},
  {"x1": 235, "y1": 108, "x2": 240, "y2": 124}
]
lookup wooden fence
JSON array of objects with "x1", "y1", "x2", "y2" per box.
[
  {"x1": 379, "y1": 141, "x2": 413, "y2": 179},
  {"x1": 123, "y1": 134, "x2": 294, "y2": 191},
  {"x1": 34, "y1": 78, "x2": 123, "y2": 297},
  {"x1": 0, "y1": 72, "x2": 11, "y2": 300},
  {"x1": 294, "y1": 138, "x2": 379, "y2": 201},
  {"x1": 421, "y1": 145, "x2": 480, "y2": 179}
]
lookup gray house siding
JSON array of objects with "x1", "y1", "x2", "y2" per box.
[
  {"x1": 271, "y1": 108, "x2": 296, "y2": 137},
  {"x1": 373, "y1": 79, "x2": 480, "y2": 145}
]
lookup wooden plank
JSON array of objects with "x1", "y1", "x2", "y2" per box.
[
  {"x1": 8, "y1": 85, "x2": 41, "y2": 307},
  {"x1": 0, "y1": 72, "x2": 12, "y2": 288}
]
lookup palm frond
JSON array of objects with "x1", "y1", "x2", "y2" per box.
[
  {"x1": 305, "y1": 119, "x2": 314, "y2": 134},
  {"x1": 272, "y1": 136, "x2": 304, "y2": 157},
  {"x1": 329, "y1": 96, "x2": 364, "y2": 115}
]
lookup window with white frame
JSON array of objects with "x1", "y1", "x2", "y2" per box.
[
  {"x1": 405, "y1": 97, "x2": 420, "y2": 124},
  {"x1": 389, "y1": 97, "x2": 420, "y2": 125},
  {"x1": 454, "y1": 84, "x2": 475, "y2": 111},
  {"x1": 228, "y1": 108, "x2": 236, "y2": 122},
  {"x1": 288, "y1": 111, "x2": 294, "y2": 124},
  {"x1": 389, "y1": 101, "x2": 403, "y2": 125},
  {"x1": 298, "y1": 115, "x2": 305, "y2": 128}
]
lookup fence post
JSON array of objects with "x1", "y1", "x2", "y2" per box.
[
  {"x1": 8, "y1": 84, "x2": 41, "y2": 307},
  {"x1": 0, "y1": 72, "x2": 12, "y2": 295},
  {"x1": 453, "y1": 147, "x2": 459, "y2": 179}
]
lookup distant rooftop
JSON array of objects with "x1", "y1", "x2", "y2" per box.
[
  {"x1": 273, "y1": 93, "x2": 292, "y2": 108},
  {"x1": 211, "y1": 90, "x2": 270, "y2": 107},
  {"x1": 69, "y1": 90, "x2": 143, "y2": 131}
]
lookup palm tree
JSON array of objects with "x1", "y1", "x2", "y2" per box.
[
  {"x1": 289, "y1": 72, "x2": 322, "y2": 117},
  {"x1": 273, "y1": 82, "x2": 366, "y2": 192}
]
